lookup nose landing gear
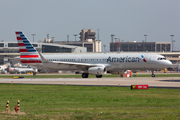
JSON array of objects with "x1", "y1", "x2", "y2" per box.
[{"x1": 152, "y1": 70, "x2": 155, "y2": 77}]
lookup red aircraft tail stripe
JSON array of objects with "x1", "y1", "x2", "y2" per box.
[
  {"x1": 20, "y1": 60, "x2": 42, "y2": 63},
  {"x1": 19, "y1": 49, "x2": 28, "y2": 52},
  {"x1": 20, "y1": 55, "x2": 39, "y2": 58},
  {"x1": 18, "y1": 43, "x2": 25, "y2": 46}
]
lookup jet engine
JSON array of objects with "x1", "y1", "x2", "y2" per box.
[{"x1": 88, "y1": 66, "x2": 107, "y2": 75}]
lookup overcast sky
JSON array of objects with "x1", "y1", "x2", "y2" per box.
[{"x1": 0, "y1": 0, "x2": 180, "y2": 51}]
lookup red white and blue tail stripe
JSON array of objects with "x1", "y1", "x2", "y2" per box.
[
  {"x1": 15, "y1": 31, "x2": 42, "y2": 64},
  {"x1": 141, "y1": 55, "x2": 147, "y2": 62}
]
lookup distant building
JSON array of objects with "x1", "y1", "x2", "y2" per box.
[
  {"x1": 79, "y1": 29, "x2": 96, "y2": 42},
  {"x1": 53, "y1": 29, "x2": 101, "y2": 52},
  {"x1": 110, "y1": 42, "x2": 171, "y2": 52},
  {"x1": 43, "y1": 39, "x2": 53, "y2": 43}
]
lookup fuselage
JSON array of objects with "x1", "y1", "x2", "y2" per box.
[{"x1": 26, "y1": 53, "x2": 172, "y2": 72}]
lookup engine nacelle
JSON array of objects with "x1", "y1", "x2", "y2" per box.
[{"x1": 88, "y1": 66, "x2": 107, "y2": 75}]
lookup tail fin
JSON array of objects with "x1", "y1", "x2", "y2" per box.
[
  {"x1": 15, "y1": 31, "x2": 42, "y2": 64},
  {"x1": 8, "y1": 65, "x2": 14, "y2": 71}
]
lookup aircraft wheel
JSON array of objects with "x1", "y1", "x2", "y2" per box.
[
  {"x1": 96, "y1": 75, "x2": 102, "y2": 78},
  {"x1": 82, "y1": 73, "x2": 89, "y2": 78},
  {"x1": 151, "y1": 70, "x2": 155, "y2": 78},
  {"x1": 152, "y1": 74, "x2": 155, "y2": 78}
]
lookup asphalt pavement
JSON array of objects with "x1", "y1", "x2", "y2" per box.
[{"x1": 0, "y1": 77, "x2": 180, "y2": 89}]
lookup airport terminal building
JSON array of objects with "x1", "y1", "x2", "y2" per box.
[{"x1": 110, "y1": 42, "x2": 171, "y2": 52}]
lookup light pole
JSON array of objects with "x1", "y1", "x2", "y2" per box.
[
  {"x1": 103, "y1": 44, "x2": 106, "y2": 53},
  {"x1": 114, "y1": 38, "x2": 117, "y2": 41},
  {"x1": 74, "y1": 34, "x2": 77, "y2": 43},
  {"x1": 97, "y1": 29, "x2": 99, "y2": 40},
  {"x1": 170, "y1": 35, "x2": 175, "y2": 52},
  {"x1": 144, "y1": 35, "x2": 147, "y2": 51},
  {"x1": 31, "y1": 34, "x2": 36, "y2": 42},
  {"x1": 144, "y1": 35, "x2": 147, "y2": 42},
  {"x1": 111, "y1": 34, "x2": 115, "y2": 52},
  {"x1": 67, "y1": 35, "x2": 69, "y2": 44}
]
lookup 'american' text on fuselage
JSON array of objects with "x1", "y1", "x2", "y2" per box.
[{"x1": 107, "y1": 56, "x2": 141, "y2": 63}]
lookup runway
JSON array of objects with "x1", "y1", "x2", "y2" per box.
[{"x1": 0, "y1": 77, "x2": 180, "y2": 88}]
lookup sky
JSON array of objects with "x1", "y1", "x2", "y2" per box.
[{"x1": 0, "y1": 0, "x2": 180, "y2": 51}]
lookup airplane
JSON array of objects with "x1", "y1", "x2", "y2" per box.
[
  {"x1": 14, "y1": 31, "x2": 172, "y2": 78},
  {"x1": 0, "y1": 64, "x2": 8, "y2": 71},
  {"x1": 0, "y1": 64, "x2": 8, "y2": 73},
  {"x1": 8, "y1": 65, "x2": 36, "y2": 74}
]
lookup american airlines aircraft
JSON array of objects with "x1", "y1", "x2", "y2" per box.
[{"x1": 14, "y1": 31, "x2": 172, "y2": 78}]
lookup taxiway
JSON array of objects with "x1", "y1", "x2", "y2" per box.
[{"x1": 0, "y1": 77, "x2": 180, "y2": 88}]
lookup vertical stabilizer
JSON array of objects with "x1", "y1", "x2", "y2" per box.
[{"x1": 15, "y1": 31, "x2": 42, "y2": 64}]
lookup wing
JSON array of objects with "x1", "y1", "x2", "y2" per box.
[
  {"x1": 52, "y1": 61, "x2": 109, "y2": 70},
  {"x1": 39, "y1": 52, "x2": 108, "y2": 69}
]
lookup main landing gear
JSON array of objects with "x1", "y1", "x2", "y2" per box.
[
  {"x1": 81, "y1": 73, "x2": 103, "y2": 78},
  {"x1": 152, "y1": 70, "x2": 155, "y2": 78},
  {"x1": 82, "y1": 73, "x2": 89, "y2": 78},
  {"x1": 96, "y1": 75, "x2": 102, "y2": 78}
]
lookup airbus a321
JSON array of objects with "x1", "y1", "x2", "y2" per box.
[{"x1": 14, "y1": 31, "x2": 172, "y2": 78}]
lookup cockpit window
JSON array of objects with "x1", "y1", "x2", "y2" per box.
[{"x1": 157, "y1": 57, "x2": 166, "y2": 60}]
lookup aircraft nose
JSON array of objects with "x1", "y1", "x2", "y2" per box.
[{"x1": 165, "y1": 60, "x2": 172, "y2": 67}]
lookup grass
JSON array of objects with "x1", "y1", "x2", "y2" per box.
[
  {"x1": 0, "y1": 84, "x2": 180, "y2": 119},
  {"x1": 0, "y1": 73, "x2": 180, "y2": 78}
]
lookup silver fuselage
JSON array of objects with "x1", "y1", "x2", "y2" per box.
[{"x1": 22, "y1": 53, "x2": 172, "y2": 72}]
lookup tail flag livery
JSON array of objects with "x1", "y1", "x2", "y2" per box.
[
  {"x1": 9, "y1": 65, "x2": 14, "y2": 71},
  {"x1": 141, "y1": 55, "x2": 147, "y2": 62},
  {"x1": 15, "y1": 31, "x2": 42, "y2": 63}
]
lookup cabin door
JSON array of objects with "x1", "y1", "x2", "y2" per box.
[{"x1": 148, "y1": 56, "x2": 153, "y2": 64}]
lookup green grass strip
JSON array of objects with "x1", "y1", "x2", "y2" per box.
[{"x1": 0, "y1": 84, "x2": 180, "y2": 119}]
